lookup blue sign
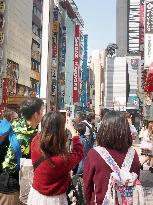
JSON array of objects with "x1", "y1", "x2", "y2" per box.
[
  {"x1": 61, "y1": 26, "x2": 66, "y2": 67},
  {"x1": 81, "y1": 35, "x2": 88, "y2": 112}
]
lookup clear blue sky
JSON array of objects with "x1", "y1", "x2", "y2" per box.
[{"x1": 74, "y1": 0, "x2": 116, "y2": 55}]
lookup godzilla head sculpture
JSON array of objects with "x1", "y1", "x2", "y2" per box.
[{"x1": 106, "y1": 43, "x2": 118, "y2": 57}]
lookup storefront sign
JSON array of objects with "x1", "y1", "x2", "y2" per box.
[
  {"x1": 73, "y1": 25, "x2": 80, "y2": 103},
  {"x1": 52, "y1": 21, "x2": 59, "y2": 33},
  {"x1": 51, "y1": 68, "x2": 57, "y2": 80},
  {"x1": 52, "y1": 33, "x2": 58, "y2": 58},
  {"x1": 52, "y1": 81, "x2": 56, "y2": 96}
]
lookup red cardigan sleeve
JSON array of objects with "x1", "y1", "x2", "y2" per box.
[{"x1": 64, "y1": 137, "x2": 84, "y2": 172}]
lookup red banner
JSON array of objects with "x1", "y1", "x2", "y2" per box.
[
  {"x1": 73, "y1": 25, "x2": 80, "y2": 103},
  {"x1": 2, "y1": 78, "x2": 9, "y2": 106}
]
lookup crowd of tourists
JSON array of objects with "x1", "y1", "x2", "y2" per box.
[{"x1": 0, "y1": 97, "x2": 151, "y2": 205}]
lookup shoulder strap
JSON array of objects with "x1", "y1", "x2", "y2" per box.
[
  {"x1": 121, "y1": 147, "x2": 135, "y2": 171},
  {"x1": 83, "y1": 122, "x2": 93, "y2": 134},
  {"x1": 33, "y1": 156, "x2": 46, "y2": 171},
  {"x1": 94, "y1": 146, "x2": 120, "y2": 173}
]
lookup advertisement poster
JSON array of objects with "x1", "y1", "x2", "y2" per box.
[
  {"x1": 82, "y1": 35, "x2": 88, "y2": 112},
  {"x1": 73, "y1": 25, "x2": 80, "y2": 103}
]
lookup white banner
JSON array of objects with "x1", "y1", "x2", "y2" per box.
[{"x1": 144, "y1": 33, "x2": 153, "y2": 67}]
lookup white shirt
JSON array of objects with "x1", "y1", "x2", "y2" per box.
[{"x1": 82, "y1": 120, "x2": 92, "y2": 137}]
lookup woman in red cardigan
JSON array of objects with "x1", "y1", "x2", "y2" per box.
[
  {"x1": 83, "y1": 111, "x2": 140, "y2": 205},
  {"x1": 27, "y1": 111, "x2": 83, "y2": 205}
]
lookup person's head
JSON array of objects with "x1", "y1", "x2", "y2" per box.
[
  {"x1": 3, "y1": 109, "x2": 18, "y2": 123},
  {"x1": 147, "y1": 122, "x2": 153, "y2": 137},
  {"x1": 86, "y1": 112, "x2": 95, "y2": 124},
  {"x1": 75, "y1": 111, "x2": 86, "y2": 124},
  {"x1": 97, "y1": 110, "x2": 132, "y2": 152},
  {"x1": 40, "y1": 111, "x2": 67, "y2": 157},
  {"x1": 100, "y1": 108, "x2": 109, "y2": 120},
  {"x1": 76, "y1": 123, "x2": 86, "y2": 136},
  {"x1": 20, "y1": 97, "x2": 44, "y2": 127}
]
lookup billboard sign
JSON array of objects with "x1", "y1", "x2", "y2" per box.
[
  {"x1": 82, "y1": 35, "x2": 88, "y2": 112},
  {"x1": 73, "y1": 25, "x2": 80, "y2": 103},
  {"x1": 127, "y1": 0, "x2": 140, "y2": 53},
  {"x1": 144, "y1": 33, "x2": 153, "y2": 67},
  {"x1": 61, "y1": 26, "x2": 66, "y2": 67},
  {"x1": 145, "y1": 0, "x2": 153, "y2": 34}
]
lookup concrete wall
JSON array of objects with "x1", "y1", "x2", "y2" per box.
[
  {"x1": 91, "y1": 50, "x2": 105, "y2": 116},
  {"x1": 6, "y1": 0, "x2": 33, "y2": 86},
  {"x1": 105, "y1": 57, "x2": 127, "y2": 110},
  {"x1": 116, "y1": 0, "x2": 128, "y2": 56}
]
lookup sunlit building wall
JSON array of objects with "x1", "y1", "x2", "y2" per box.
[
  {"x1": 0, "y1": 0, "x2": 43, "y2": 105},
  {"x1": 90, "y1": 50, "x2": 105, "y2": 117},
  {"x1": 116, "y1": 0, "x2": 128, "y2": 56},
  {"x1": 64, "y1": 13, "x2": 74, "y2": 106},
  {"x1": 105, "y1": 57, "x2": 127, "y2": 110}
]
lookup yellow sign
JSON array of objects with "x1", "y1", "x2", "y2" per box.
[
  {"x1": 31, "y1": 70, "x2": 40, "y2": 81},
  {"x1": 8, "y1": 96, "x2": 28, "y2": 105},
  {"x1": 0, "y1": 1, "x2": 5, "y2": 13},
  {"x1": 52, "y1": 21, "x2": 59, "y2": 33},
  {"x1": 0, "y1": 31, "x2": 4, "y2": 44}
]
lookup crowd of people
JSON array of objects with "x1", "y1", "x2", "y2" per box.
[{"x1": 0, "y1": 97, "x2": 151, "y2": 205}]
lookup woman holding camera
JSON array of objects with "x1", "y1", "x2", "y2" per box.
[{"x1": 27, "y1": 111, "x2": 83, "y2": 205}]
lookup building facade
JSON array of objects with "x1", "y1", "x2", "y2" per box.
[
  {"x1": 48, "y1": 0, "x2": 84, "y2": 113},
  {"x1": 104, "y1": 57, "x2": 127, "y2": 111},
  {"x1": 90, "y1": 50, "x2": 105, "y2": 117},
  {"x1": 0, "y1": 0, "x2": 43, "y2": 111},
  {"x1": 116, "y1": 0, "x2": 128, "y2": 56},
  {"x1": 116, "y1": 0, "x2": 141, "y2": 114}
]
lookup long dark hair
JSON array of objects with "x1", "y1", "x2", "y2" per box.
[
  {"x1": 97, "y1": 110, "x2": 132, "y2": 151},
  {"x1": 40, "y1": 111, "x2": 68, "y2": 157}
]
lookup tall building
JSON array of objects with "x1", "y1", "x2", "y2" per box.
[
  {"x1": 90, "y1": 50, "x2": 105, "y2": 117},
  {"x1": 116, "y1": 0, "x2": 128, "y2": 56},
  {"x1": 48, "y1": 0, "x2": 84, "y2": 112},
  {"x1": 116, "y1": 0, "x2": 140, "y2": 56},
  {"x1": 0, "y1": 0, "x2": 43, "y2": 111},
  {"x1": 116, "y1": 0, "x2": 141, "y2": 112},
  {"x1": 105, "y1": 57, "x2": 127, "y2": 111}
]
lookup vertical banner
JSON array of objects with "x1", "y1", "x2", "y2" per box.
[
  {"x1": 140, "y1": 0, "x2": 144, "y2": 52},
  {"x1": 51, "y1": 7, "x2": 59, "y2": 97},
  {"x1": 127, "y1": 0, "x2": 140, "y2": 53},
  {"x1": 73, "y1": 25, "x2": 80, "y2": 103},
  {"x1": 82, "y1": 35, "x2": 88, "y2": 112},
  {"x1": 2, "y1": 78, "x2": 9, "y2": 106},
  {"x1": 61, "y1": 26, "x2": 66, "y2": 67},
  {"x1": 144, "y1": 0, "x2": 153, "y2": 67}
]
